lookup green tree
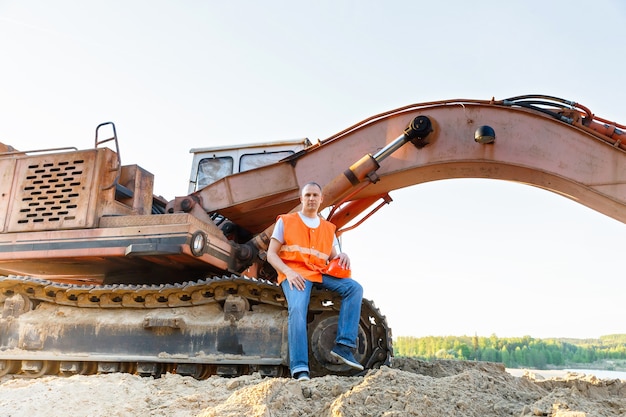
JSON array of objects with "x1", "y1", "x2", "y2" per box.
[{"x1": 501, "y1": 346, "x2": 511, "y2": 367}]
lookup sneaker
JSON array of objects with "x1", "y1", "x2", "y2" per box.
[
  {"x1": 294, "y1": 371, "x2": 310, "y2": 381},
  {"x1": 330, "y1": 344, "x2": 364, "y2": 371}
]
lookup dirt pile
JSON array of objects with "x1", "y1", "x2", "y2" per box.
[{"x1": 0, "y1": 358, "x2": 624, "y2": 417}]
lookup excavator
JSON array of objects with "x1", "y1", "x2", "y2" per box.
[{"x1": 0, "y1": 95, "x2": 625, "y2": 379}]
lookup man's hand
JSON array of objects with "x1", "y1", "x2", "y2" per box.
[
  {"x1": 267, "y1": 238, "x2": 307, "y2": 290},
  {"x1": 334, "y1": 252, "x2": 351, "y2": 270},
  {"x1": 285, "y1": 268, "x2": 306, "y2": 291}
]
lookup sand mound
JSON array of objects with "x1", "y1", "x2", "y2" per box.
[{"x1": 1, "y1": 358, "x2": 624, "y2": 416}]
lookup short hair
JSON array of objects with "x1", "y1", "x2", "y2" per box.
[{"x1": 301, "y1": 181, "x2": 322, "y2": 193}]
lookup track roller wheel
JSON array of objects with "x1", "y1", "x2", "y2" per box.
[
  {"x1": 59, "y1": 361, "x2": 98, "y2": 376},
  {"x1": 0, "y1": 360, "x2": 20, "y2": 377},
  {"x1": 97, "y1": 362, "x2": 137, "y2": 374},
  {"x1": 175, "y1": 363, "x2": 212, "y2": 379},
  {"x1": 21, "y1": 360, "x2": 60, "y2": 378},
  {"x1": 137, "y1": 362, "x2": 175, "y2": 378}
]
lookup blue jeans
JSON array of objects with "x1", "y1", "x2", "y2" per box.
[{"x1": 281, "y1": 274, "x2": 363, "y2": 376}]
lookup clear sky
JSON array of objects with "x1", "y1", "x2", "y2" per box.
[{"x1": 1, "y1": 1, "x2": 625, "y2": 339}]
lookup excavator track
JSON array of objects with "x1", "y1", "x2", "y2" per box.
[{"x1": 0, "y1": 275, "x2": 392, "y2": 379}]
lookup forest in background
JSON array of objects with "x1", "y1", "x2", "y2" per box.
[{"x1": 393, "y1": 334, "x2": 626, "y2": 370}]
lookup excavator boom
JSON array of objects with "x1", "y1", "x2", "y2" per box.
[{"x1": 176, "y1": 96, "x2": 626, "y2": 237}]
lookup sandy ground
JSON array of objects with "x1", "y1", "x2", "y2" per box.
[{"x1": 0, "y1": 358, "x2": 624, "y2": 417}]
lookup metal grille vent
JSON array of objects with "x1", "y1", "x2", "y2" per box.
[{"x1": 16, "y1": 159, "x2": 86, "y2": 225}]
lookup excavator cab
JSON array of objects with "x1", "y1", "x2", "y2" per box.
[{"x1": 187, "y1": 138, "x2": 311, "y2": 193}]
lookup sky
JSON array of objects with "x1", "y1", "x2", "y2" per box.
[{"x1": 1, "y1": 0, "x2": 625, "y2": 340}]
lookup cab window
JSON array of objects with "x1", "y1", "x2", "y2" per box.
[
  {"x1": 196, "y1": 157, "x2": 233, "y2": 190},
  {"x1": 240, "y1": 151, "x2": 294, "y2": 172}
]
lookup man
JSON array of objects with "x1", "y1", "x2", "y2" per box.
[{"x1": 267, "y1": 182, "x2": 364, "y2": 381}]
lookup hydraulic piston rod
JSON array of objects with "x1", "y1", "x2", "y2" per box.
[
  {"x1": 326, "y1": 115, "x2": 433, "y2": 190},
  {"x1": 372, "y1": 115, "x2": 432, "y2": 162}
]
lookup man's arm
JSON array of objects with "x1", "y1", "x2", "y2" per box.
[{"x1": 267, "y1": 238, "x2": 307, "y2": 291}]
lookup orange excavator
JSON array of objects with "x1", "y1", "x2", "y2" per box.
[{"x1": 1, "y1": 95, "x2": 625, "y2": 378}]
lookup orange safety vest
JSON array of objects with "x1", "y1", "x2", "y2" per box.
[{"x1": 276, "y1": 212, "x2": 336, "y2": 284}]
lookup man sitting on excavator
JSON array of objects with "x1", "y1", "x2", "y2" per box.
[{"x1": 266, "y1": 181, "x2": 364, "y2": 381}]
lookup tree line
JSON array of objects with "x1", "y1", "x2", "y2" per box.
[{"x1": 394, "y1": 334, "x2": 626, "y2": 369}]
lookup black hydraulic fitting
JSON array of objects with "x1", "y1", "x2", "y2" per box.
[{"x1": 404, "y1": 116, "x2": 433, "y2": 148}]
